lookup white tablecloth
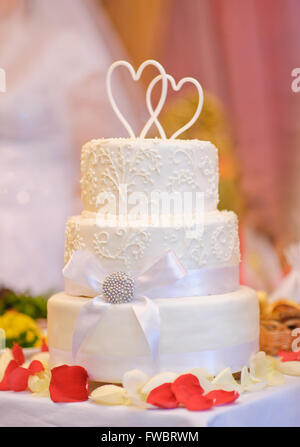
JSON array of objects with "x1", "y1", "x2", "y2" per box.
[{"x1": 0, "y1": 376, "x2": 300, "y2": 427}]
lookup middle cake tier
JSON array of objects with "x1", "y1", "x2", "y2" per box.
[{"x1": 64, "y1": 210, "x2": 240, "y2": 296}]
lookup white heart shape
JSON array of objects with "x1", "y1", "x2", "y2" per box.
[
  {"x1": 146, "y1": 73, "x2": 204, "y2": 139},
  {"x1": 106, "y1": 59, "x2": 168, "y2": 138}
]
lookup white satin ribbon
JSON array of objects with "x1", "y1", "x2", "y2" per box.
[
  {"x1": 65, "y1": 265, "x2": 239, "y2": 299},
  {"x1": 63, "y1": 250, "x2": 187, "y2": 363}
]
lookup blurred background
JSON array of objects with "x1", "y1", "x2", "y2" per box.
[{"x1": 1, "y1": 0, "x2": 300, "y2": 307}]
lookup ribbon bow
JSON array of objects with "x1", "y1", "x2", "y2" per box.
[{"x1": 63, "y1": 250, "x2": 187, "y2": 364}]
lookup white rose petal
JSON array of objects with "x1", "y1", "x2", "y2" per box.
[
  {"x1": 122, "y1": 369, "x2": 151, "y2": 408},
  {"x1": 185, "y1": 367, "x2": 214, "y2": 382},
  {"x1": 141, "y1": 371, "x2": 179, "y2": 396},
  {"x1": 211, "y1": 367, "x2": 243, "y2": 393},
  {"x1": 28, "y1": 370, "x2": 51, "y2": 394},
  {"x1": 277, "y1": 360, "x2": 300, "y2": 376},
  {"x1": 265, "y1": 371, "x2": 285, "y2": 386},
  {"x1": 250, "y1": 352, "x2": 273, "y2": 377},
  {"x1": 91, "y1": 385, "x2": 128, "y2": 406},
  {"x1": 241, "y1": 366, "x2": 266, "y2": 392},
  {"x1": 122, "y1": 369, "x2": 149, "y2": 396},
  {"x1": 197, "y1": 376, "x2": 214, "y2": 393},
  {"x1": 250, "y1": 352, "x2": 285, "y2": 386}
]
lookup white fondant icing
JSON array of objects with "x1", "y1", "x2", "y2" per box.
[
  {"x1": 80, "y1": 138, "x2": 219, "y2": 213},
  {"x1": 64, "y1": 210, "x2": 240, "y2": 274}
]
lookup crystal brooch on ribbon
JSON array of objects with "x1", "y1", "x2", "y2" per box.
[{"x1": 102, "y1": 272, "x2": 135, "y2": 304}]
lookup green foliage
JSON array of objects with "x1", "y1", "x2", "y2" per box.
[
  {"x1": 5, "y1": 332, "x2": 39, "y2": 349},
  {"x1": 0, "y1": 288, "x2": 50, "y2": 319}
]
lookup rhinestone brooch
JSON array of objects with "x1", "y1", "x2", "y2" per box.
[{"x1": 102, "y1": 271, "x2": 135, "y2": 304}]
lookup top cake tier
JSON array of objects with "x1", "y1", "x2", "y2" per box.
[{"x1": 81, "y1": 138, "x2": 219, "y2": 213}]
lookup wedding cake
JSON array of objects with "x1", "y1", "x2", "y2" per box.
[{"x1": 47, "y1": 60, "x2": 259, "y2": 383}]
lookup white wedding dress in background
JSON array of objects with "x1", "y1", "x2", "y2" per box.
[{"x1": 0, "y1": 0, "x2": 139, "y2": 293}]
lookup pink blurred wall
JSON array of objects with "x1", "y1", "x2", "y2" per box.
[{"x1": 156, "y1": 0, "x2": 300, "y2": 244}]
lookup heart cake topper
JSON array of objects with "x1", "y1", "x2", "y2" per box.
[{"x1": 106, "y1": 59, "x2": 204, "y2": 139}]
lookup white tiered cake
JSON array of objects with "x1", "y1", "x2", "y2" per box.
[
  {"x1": 47, "y1": 61, "x2": 259, "y2": 383},
  {"x1": 48, "y1": 138, "x2": 259, "y2": 383}
]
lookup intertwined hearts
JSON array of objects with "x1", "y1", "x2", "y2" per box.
[{"x1": 106, "y1": 59, "x2": 204, "y2": 139}]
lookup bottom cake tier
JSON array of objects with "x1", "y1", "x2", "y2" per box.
[{"x1": 47, "y1": 286, "x2": 259, "y2": 383}]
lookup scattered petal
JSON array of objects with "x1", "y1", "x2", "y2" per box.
[
  {"x1": 277, "y1": 360, "x2": 300, "y2": 376},
  {"x1": 196, "y1": 376, "x2": 214, "y2": 393},
  {"x1": 147, "y1": 383, "x2": 178, "y2": 409},
  {"x1": 141, "y1": 371, "x2": 179, "y2": 395},
  {"x1": 211, "y1": 367, "x2": 242, "y2": 393},
  {"x1": 122, "y1": 369, "x2": 149, "y2": 396},
  {"x1": 171, "y1": 374, "x2": 204, "y2": 405},
  {"x1": 205, "y1": 390, "x2": 239, "y2": 406},
  {"x1": 0, "y1": 360, "x2": 18, "y2": 391},
  {"x1": 250, "y1": 352, "x2": 285, "y2": 386},
  {"x1": 7, "y1": 367, "x2": 30, "y2": 392},
  {"x1": 122, "y1": 369, "x2": 150, "y2": 408},
  {"x1": 28, "y1": 369, "x2": 51, "y2": 394},
  {"x1": 267, "y1": 371, "x2": 285, "y2": 386},
  {"x1": 49, "y1": 365, "x2": 89, "y2": 403},
  {"x1": 91, "y1": 385, "x2": 128, "y2": 406},
  {"x1": 184, "y1": 368, "x2": 214, "y2": 392},
  {"x1": 186, "y1": 394, "x2": 213, "y2": 411},
  {"x1": 41, "y1": 338, "x2": 49, "y2": 352},
  {"x1": 28, "y1": 360, "x2": 44, "y2": 375},
  {"x1": 250, "y1": 352, "x2": 271, "y2": 378},
  {"x1": 278, "y1": 350, "x2": 300, "y2": 362},
  {"x1": 12, "y1": 343, "x2": 25, "y2": 366},
  {"x1": 241, "y1": 366, "x2": 266, "y2": 392}
]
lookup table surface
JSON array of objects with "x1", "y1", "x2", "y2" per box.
[{"x1": 0, "y1": 375, "x2": 300, "y2": 427}]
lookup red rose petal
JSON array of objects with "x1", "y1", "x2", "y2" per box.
[
  {"x1": 278, "y1": 350, "x2": 300, "y2": 362},
  {"x1": 205, "y1": 390, "x2": 239, "y2": 406},
  {"x1": 186, "y1": 394, "x2": 214, "y2": 411},
  {"x1": 147, "y1": 383, "x2": 179, "y2": 409},
  {"x1": 0, "y1": 360, "x2": 45, "y2": 392},
  {"x1": 28, "y1": 360, "x2": 44, "y2": 375},
  {"x1": 0, "y1": 360, "x2": 19, "y2": 391},
  {"x1": 12, "y1": 343, "x2": 25, "y2": 366},
  {"x1": 7, "y1": 367, "x2": 30, "y2": 392},
  {"x1": 171, "y1": 374, "x2": 204, "y2": 405},
  {"x1": 41, "y1": 338, "x2": 49, "y2": 352},
  {"x1": 49, "y1": 365, "x2": 89, "y2": 403}
]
